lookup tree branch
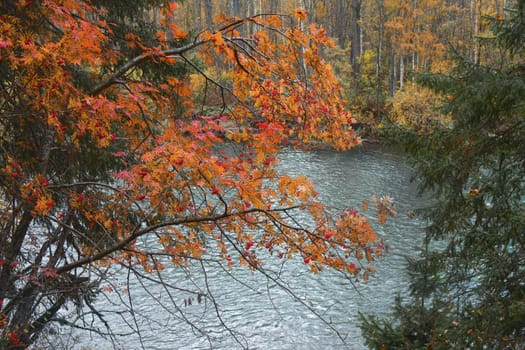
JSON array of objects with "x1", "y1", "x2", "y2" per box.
[{"x1": 89, "y1": 40, "x2": 207, "y2": 96}]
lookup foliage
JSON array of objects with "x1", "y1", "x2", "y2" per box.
[
  {"x1": 174, "y1": 0, "x2": 498, "y2": 127},
  {"x1": 0, "y1": 1, "x2": 390, "y2": 348},
  {"x1": 388, "y1": 83, "x2": 451, "y2": 133},
  {"x1": 323, "y1": 44, "x2": 352, "y2": 96},
  {"x1": 360, "y1": 1, "x2": 525, "y2": 349}
]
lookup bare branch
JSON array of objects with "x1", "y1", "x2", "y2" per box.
[{"x1": 89, "y1": 40, "x2": 207, "y2": 96}]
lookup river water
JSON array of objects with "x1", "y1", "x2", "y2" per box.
[{"x1": 65, "y1": 145, "x2": 428, "y2": 350}]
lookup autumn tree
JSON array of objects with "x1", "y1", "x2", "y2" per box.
[
  {"x1": 360, "y1": 1, "x2": 525, "y2": 348},
  {"x1": 170, "y1": 1, "x2": 507, "y2": 131},
  {"x1": 0, "y1": 1, "x2": 390, "y2": 348}
]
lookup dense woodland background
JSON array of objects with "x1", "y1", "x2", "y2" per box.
[{"x1": 171, "y1": 0, "x2": 511, "y2": 129}]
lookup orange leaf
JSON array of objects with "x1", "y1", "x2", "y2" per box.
[
  {"x1": 169, "y1": 23, "x2": 188, "y2": 39},
  {"x1": 293, "y1": 8, "x2": 308, "y2": 21}
]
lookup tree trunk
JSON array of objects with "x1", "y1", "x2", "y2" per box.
[
  {"x1": 350, "y1": 0, "x2": 362, "y2": 74},
  {"x1": 204, "y1": 0, "x2": 213, "y2": 28},
  {"x1": 270, "y1": 0, "x2": 279, "y2": 12},
  {"x1": 472, "y1": 0, "x2": 480, "y2": 64},
  {"x1": 232, "y1": 0, "x2": 241, "y2": 17},
  {"x1": 375, "y1": 0, "x2": 384, "y2": 120},
  {"x1": 389, "y1": 49, "x2": 395, "y2": 96},
  {"x1": 335, "y1": 0, "x2": 348, "y2": 46},
  {"x1": 400, "y1": 56, "x2": 404, "y2": 90},
  {"x1": 194, "y1": 0, "x2": 202, "y2": 28}
]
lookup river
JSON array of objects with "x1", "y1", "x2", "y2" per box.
[{"x1": 62, "y1": 145, "x2": 428, "y2": 350}]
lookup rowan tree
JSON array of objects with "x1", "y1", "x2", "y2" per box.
[{"x1": 0, "y1": 1, "x2": 389, "y2": 348}]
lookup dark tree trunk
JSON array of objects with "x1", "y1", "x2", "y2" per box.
[
  {"x1": 350, "y1": 0, "x2": 362, "y2": 74},
  {"x1": 389, "y1": 48, "x2": 396, "y2": 96},
  {"x1": 204, "y1": 0, "x2": 213, "y2": 27},
  {"x1": 335, "y1": 1, "x2": 349, "y2": 47},
  {"x1": 232, "y1": 0, "x2": 241, "y2": 17}
]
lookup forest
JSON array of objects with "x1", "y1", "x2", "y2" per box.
[
  {"x1": 175, "y1": 0, "x2": 511, "y2": 130},
  {"x1": 0, "y1": 0, "x2": 523, "y2": 349}
]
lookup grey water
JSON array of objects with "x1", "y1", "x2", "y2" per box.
[{"x1": 63, "y1": 145, "x2": 428, "y2": 350}]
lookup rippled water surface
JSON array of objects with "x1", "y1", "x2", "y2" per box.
[{"x1": 68, "y1": 145, "x2": 428, "y2": 350}]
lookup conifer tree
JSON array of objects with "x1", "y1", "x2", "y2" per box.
[{"x1": 360, "y1": 1, "x2": 525, "y2": 348}]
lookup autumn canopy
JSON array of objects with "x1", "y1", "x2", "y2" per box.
[{"x1": 0, "y1": 1, "x2": 389, "y2": 348}]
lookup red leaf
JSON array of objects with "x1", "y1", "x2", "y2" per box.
[
  {"x1": 0, "y1": 40, "x2": 12, "y2": 48},
  {"x1": 323, "y1": 232, "x2": 334, "y2": 240},
  {"x1": 113, "y1": 170, "x2": 133, "y2": 181},
  {"x1": 9, "y1": 332, "x2": 21, "y2": 345},
  {"x1": 42, "y1": 266, "x2": 58, "y2": 278}
]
